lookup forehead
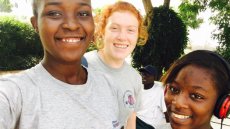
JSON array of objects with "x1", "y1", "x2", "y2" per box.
[
  {"x1": 106, "y1": 11, "x2": 139, "y2": 28},
  {"x1": 175, "y1": 65, "x2": 217, "y2": 92}
]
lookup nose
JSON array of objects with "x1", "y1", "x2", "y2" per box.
[
  {"x1": 172, "y1": 93, "x2": 189, "y2": 109},
  {"x1": 62, "y1": 15, "x2": 79, "y2": 31},
  {"x1": 117, "y1": 29, "x2": 127, "y2": 41}
]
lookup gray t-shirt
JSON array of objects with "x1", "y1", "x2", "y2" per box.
[
  {"x1": 84, "y1": 50, "x2": 143, "y2": 126},
  {"x1": 0, "y1": 63, "x2": 120, "y2": 129}
]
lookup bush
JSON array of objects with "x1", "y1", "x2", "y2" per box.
[
  {"x1": 216, "y1": 46, "x2": 230, "y2": 63},
  {"x1": 132, "y1": 6, "x2": 188, "y2": 79},
  {"x1": 0, "y1": 16, "x2": 43, "y2": 70}
]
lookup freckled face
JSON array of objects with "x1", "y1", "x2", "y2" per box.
[
  {"x1": 164, "y1": 65, "x2": 218, "y2": 129},
  {"x1": 102, "y1": 11, "x2": 139, "y2": 61},
  {"x1": 31, "y1": 0, "x2": 94, "y2": 63}
]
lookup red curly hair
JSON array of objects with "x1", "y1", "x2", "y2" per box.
[{"x1": 94, "y1": 1, "x2": 148, "y2": 49}]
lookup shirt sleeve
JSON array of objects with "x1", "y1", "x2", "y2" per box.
[{"x1": 0, "y1": 80, "x2": 22, "y2": 129}]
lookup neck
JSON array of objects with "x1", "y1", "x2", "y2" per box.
[
  {"x1": 196, "y1": 123, "x2": 213, "y2": 129},
  {"x1": 98, "y1": 50, "x2": 124, "y2": 68},
  {"x1": 144, "y1": 82, "x2": 154, "y2": 90},
  {"x1": 41, "y1": 59, "x2": 87, "y2": 85}
]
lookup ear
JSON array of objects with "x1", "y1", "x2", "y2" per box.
[{"x1": 31, "y1": 16, "x2": 39, "y2": 33}]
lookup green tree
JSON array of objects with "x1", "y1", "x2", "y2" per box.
[
  {"x1": 177, "y1": 0, "x2": 230, "y2": 62},
  {"x1": 132, "y1": 6, "x2": 188, "y2": 79},
  {"x1": 133, "y1": 0, "x2": 188, "y2": 79},
  {"x1": 209, "y1": 0, "x2": 230, "y2": 61},
  {"x1": 0, "y1": 16, "x2": 43, "y2": 70},
  {"x1": 178, "y1": 0, "x2": 204, "y2": 29},
  {"x1": 0, "y1": 0, "x2": 12, "y2": 12}
]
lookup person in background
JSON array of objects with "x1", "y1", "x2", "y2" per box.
[
  {"x1": 136, "y1": 65, "x2": 169, "y2": 129},
  {"x1": 0, "y1": 0, "x2": 121, "y2": 128},
  {"x1": 161, "y1": 50, "x2": 230, "y2": 129},
  {"x1": 84, "y1": 1, "x2": 148, "y2": 128}
]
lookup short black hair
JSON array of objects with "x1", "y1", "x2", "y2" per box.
[{"x1": 32, "y1": 0, "x2": 40, "y2": 16}]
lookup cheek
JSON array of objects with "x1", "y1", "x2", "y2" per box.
[
  {"x1": 39, "y1": 20, "x2": 57, "y2": 37},
  {"x1": 80, "y1": 21, "x2": 95, "y2": 36},
  {"x1": 128, "y1": 34, "x2": 138, "y2": 45},
  {"x1": 191, "y1": 98, "x2": 217, "y2": 119},
  {"x1": 192, "y1": 105, "x2": 214, "y2": 124},
  {"x1": 103, "y1": 33, "x2": 116, "y2": 45},
  {"x1": 164, "y1": 93, "x2": 172, "y2": 107}
]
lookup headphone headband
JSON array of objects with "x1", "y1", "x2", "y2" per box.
[{"x1": 204, "y1": 50, "x2": 230, "y2": 119}]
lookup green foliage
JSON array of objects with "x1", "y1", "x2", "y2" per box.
[
  {"x1": 178, "y1": 0, "x2": 204, "y2": 29},
  {"x1": 86, "y1": 43, "x2": 97, "y2": 52},
  {"x1": 0, "y1": 16, "x2": 43, "y2": 70},
  {"x1": 132, "y1": 6, "x2": 188, "y2": 79},
  {"x1": 0, "y1": 0, "x2": 12, "y2": 12},
  {"x1": 209, "y1": 0, "x2": 230, "y2": 52},
  {"x1": 216, "y1": 47, "x2": 230, "y2": 63},
  {"x1": 178, "y1": 0, "x2": 230, "y2": 63}
]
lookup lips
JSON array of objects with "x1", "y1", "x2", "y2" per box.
[
  {"x1": 56, "y1": 36, "x2": 85, "y2": 44},
  {"x1": 61, "y1": 38, "x2": 81, "y2": 43},
  {"x1": 113, "y1": 43, "x2": 129, "y2": 49},
  {"x1": 171, "y1": 112, "x2": 191, "y2": 119}
]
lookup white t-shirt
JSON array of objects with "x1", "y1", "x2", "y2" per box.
[
  {"x1": 0, "y1": 63, "x2": 120, "y2": 129},
  {"x1": 137, "y1": 81, "x2": 167, "y2": 128}
]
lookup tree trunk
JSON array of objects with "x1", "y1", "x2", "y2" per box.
[
  {"x1": 142, "y1": 0, "x2": 153, "y2": 14},
  {"x1": 163, "y1": 0, "x2": 170, "y2": 8}
]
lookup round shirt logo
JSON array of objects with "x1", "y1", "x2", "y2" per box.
[{"x1": 123, "y1": 90, "x2": 135, "y2": 108}]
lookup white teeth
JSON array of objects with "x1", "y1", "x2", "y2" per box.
[
  {"x1": 172, "y1": 112, "x2": 190, "y2": 119},
  {"x1": 62, "y1": 38, "x2": 80, "y2": 43},
  {"x1": 114, "y1": 44, "x2": 128, "y2": 48}
]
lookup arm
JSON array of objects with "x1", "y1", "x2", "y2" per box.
[
  {"x1": 0, "y1": 80, "x2": 22, "y2": 129},
  {"x1": 134, "y1": 75, "x2": 143, "y2": 112},
  {"x1": 124, "y1": 112, "x2": 136, "y2": 129}
]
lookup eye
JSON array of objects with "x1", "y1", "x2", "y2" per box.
[
  {"x1": 110, "y1": 26, "x2": 119, "y2": 31},
  {"x1": 127, "y1": 27, "x2": 137, "y2": 33},
  {"x1": 78, "y1": 11, "x2": 91, "y2": 17},
  {"x1": 128, "y1": 28, "x2": 136, "y2": 33},
  {"x1": 111, "y1": 27, "x2": 118, "y2": 30},
  {"x1": 128, "y1": 29, "x2": 134, "y2": 32},
  {"x1": 46, "y1": 11, "x2": 62, "y2": 18},
  {"x1": 168, "y1": 85, "x2": 180, "y2": 94},
  {"x1": 190, "y1": 93, "x2": 204, "y2": 100}
]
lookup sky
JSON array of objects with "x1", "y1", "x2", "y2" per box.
[
  {"x1": 92, "y1": 0, "x2": 181, "y2": 14},
  {"x1": 7, "y1": 0, "x2": 218, "y2": 51}
]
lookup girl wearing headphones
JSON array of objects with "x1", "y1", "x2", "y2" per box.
[{"x1": 161, "y1": 50, "x2": 230, "y2": 129}]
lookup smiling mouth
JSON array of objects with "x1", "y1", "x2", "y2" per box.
[
  {"x1": 172, "y1": 112, "x2": 191, "y2": 119},
  {"x1": 114, "y1": 43, "x2": 129, "y2": 49},
  {"x1": 57, "y1": 37, "x2": 85, "y2": 44},
  {"x1": 62, "y1": 38, "x2": 81, "y2": 43}
]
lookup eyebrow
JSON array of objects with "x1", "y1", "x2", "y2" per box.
[
  {"x1": 110, "y1": 23, "x2": 138, "y2": 28},
  {"x1": 44, "y1": 2, "x2": 91, "y2": 8},
  {"x1": 191, "y1": 85, "x2": 208, "y2": 93},
  {"x1": 45, "y1": 1, "x2": 61, "y2": 7},
  {"x1": 171, "y1": 81, "x2": 208, "y2": 93}
]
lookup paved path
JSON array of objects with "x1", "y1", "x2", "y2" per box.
[{"x1": 211, "y1": 116, "x2": 230, "y2": 129}]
